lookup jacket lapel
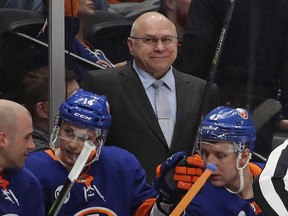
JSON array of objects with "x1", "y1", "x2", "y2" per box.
[
  {"x1": 118, "y1": 64, "x2": 167, "y2": 146},
  {"x1": 170, "y1": 71, "x2": 194, "y2": 150}
]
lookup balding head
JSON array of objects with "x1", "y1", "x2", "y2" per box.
[
  {"x1": 131, "y1": 12, "x2": 177, "y2": 37},
  {"x1": 0, "y1": 100, "x2": 31, "y2": 133},
  {"x1": 0, "y1": 100, "x2": 34, "y2": 170}
]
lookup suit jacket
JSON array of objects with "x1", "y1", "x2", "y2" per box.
[{"x1": 81, "y1": 63, "x2": 218, "y2": 183}]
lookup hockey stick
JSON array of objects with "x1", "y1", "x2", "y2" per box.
[
  {"x1": 48, "y1": 140, "x2": 96, "y2": 216},
  {"x1": 170, "y1": 163, "x2": 217, "y2": 216},
  {"x1": 192, "y1": 0, "x2": 237, "y2": 153}
]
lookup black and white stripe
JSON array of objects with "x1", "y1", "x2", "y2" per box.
[{"x1": 254, "y1": 139, "x2": 288, "y2": 215}]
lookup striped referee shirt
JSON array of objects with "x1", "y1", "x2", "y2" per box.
[{"x1": 253, "y1": 139, "x2": 288, "y2": 215}]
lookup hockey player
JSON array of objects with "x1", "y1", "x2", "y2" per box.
[
  {"x1": 0, "y1": 99, "x2": 45, "y2": 215},
  {"x1": 187, "y1": 106, "x2": 264, "y2": 215},
  {"x1": 137, "y1": 106, "x2": 264, "y2": 215},
  {"x1": 25, "y1": 89, "x2": 158, "y2": 215}
]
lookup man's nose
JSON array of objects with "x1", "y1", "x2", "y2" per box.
[
  {"x1": 154, "y1": 39, "x2": 165, "y2": 51},
  {"x1": 68, "y1": 137, "x2": 84, "y2": 149},
  {"x1": 206, "y1": 154, "x2": 217, "y2": 165}
]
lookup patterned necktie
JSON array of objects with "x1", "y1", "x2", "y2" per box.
[{"x1": 152, "y1": 80, "x2": 174, "y2": 148}]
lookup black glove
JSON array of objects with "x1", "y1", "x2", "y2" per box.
[{"x1": 153, "y1": 151, "x2": 187, "y2": 215}]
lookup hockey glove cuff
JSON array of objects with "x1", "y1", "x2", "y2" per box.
[{"x1": 153, "y1": 151, "x2": 187, "y2": 215}]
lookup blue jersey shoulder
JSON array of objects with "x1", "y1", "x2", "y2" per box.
[
  {"x1": 0, "y1": 167, "x2": 45, "y2": 215},
  {"x1": 186, "y1": 181, "x2": 255, "y2": 216}
]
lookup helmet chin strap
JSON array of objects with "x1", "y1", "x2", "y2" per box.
[
  {"x1": 50, "y1": 125, "x2": 60, "y2": 150},
  {"x1": 225, "y1": 152, "x2": 251, "y2": 194}
]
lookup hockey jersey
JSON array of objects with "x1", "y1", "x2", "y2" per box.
[
  {"x1": 137, "y1": 162, "x2": 264, "y2": 216},
  {"x1": 0, "y1": 168, "x2": 45, "y2": 215},
  {"x1": 25, "y1": 146, "x2": 157, "y2": 215},
  {"x1": 184, "y1": 181, "x2": 256, "y2": 216}
]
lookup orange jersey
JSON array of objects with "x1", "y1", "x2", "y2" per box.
[{"x1": 249, "y1": 162, "x2": 264, "y2": 215}]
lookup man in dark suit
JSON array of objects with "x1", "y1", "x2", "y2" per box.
[{"x1": 81, "y1": 11, "x2": 218, "y2": 183}]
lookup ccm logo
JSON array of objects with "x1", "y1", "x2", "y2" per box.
[{"x1": 74, "y1": 113, "x2": 92, "y2": 120}]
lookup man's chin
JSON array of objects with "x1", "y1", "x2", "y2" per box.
[{"x1": 209, "y1": 179, "x2": 225, "y2": 187}]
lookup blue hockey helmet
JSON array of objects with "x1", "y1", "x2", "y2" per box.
[
  {"x1": 59, "y1": 88, "x2": 111, "y2": 130},
  {"x1": 198, "y1": 106, "x2": 256, "y2": 153}
]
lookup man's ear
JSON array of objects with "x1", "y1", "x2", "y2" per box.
[
  {"x1": 35, "y1": 101, "x2": 49, "y2": 119},
  {"x1": 127, "y1": 38, "x2": 134, "y2": 55},
  {"x1": 0, "y1": 131, "x2": 6, "y2": 148},
  {"x1": 240, "y1": 148, "x2": 251, "y2": 165}
]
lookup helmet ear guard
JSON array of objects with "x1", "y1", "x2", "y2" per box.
[{"x1": 198, "y1": 106, "x2": 256, "y2": 154}]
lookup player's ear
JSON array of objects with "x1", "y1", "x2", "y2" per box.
[
  {"x1": 0, "y1": 131, "x2": 6, "y2": 148},
  {"x1": 240, "y1": 148, "x2": 250, "y2": 165}
]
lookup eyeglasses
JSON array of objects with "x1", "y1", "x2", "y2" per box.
[{"x1": 130, "y1": 35, "x2": 178, "y2": 46}]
